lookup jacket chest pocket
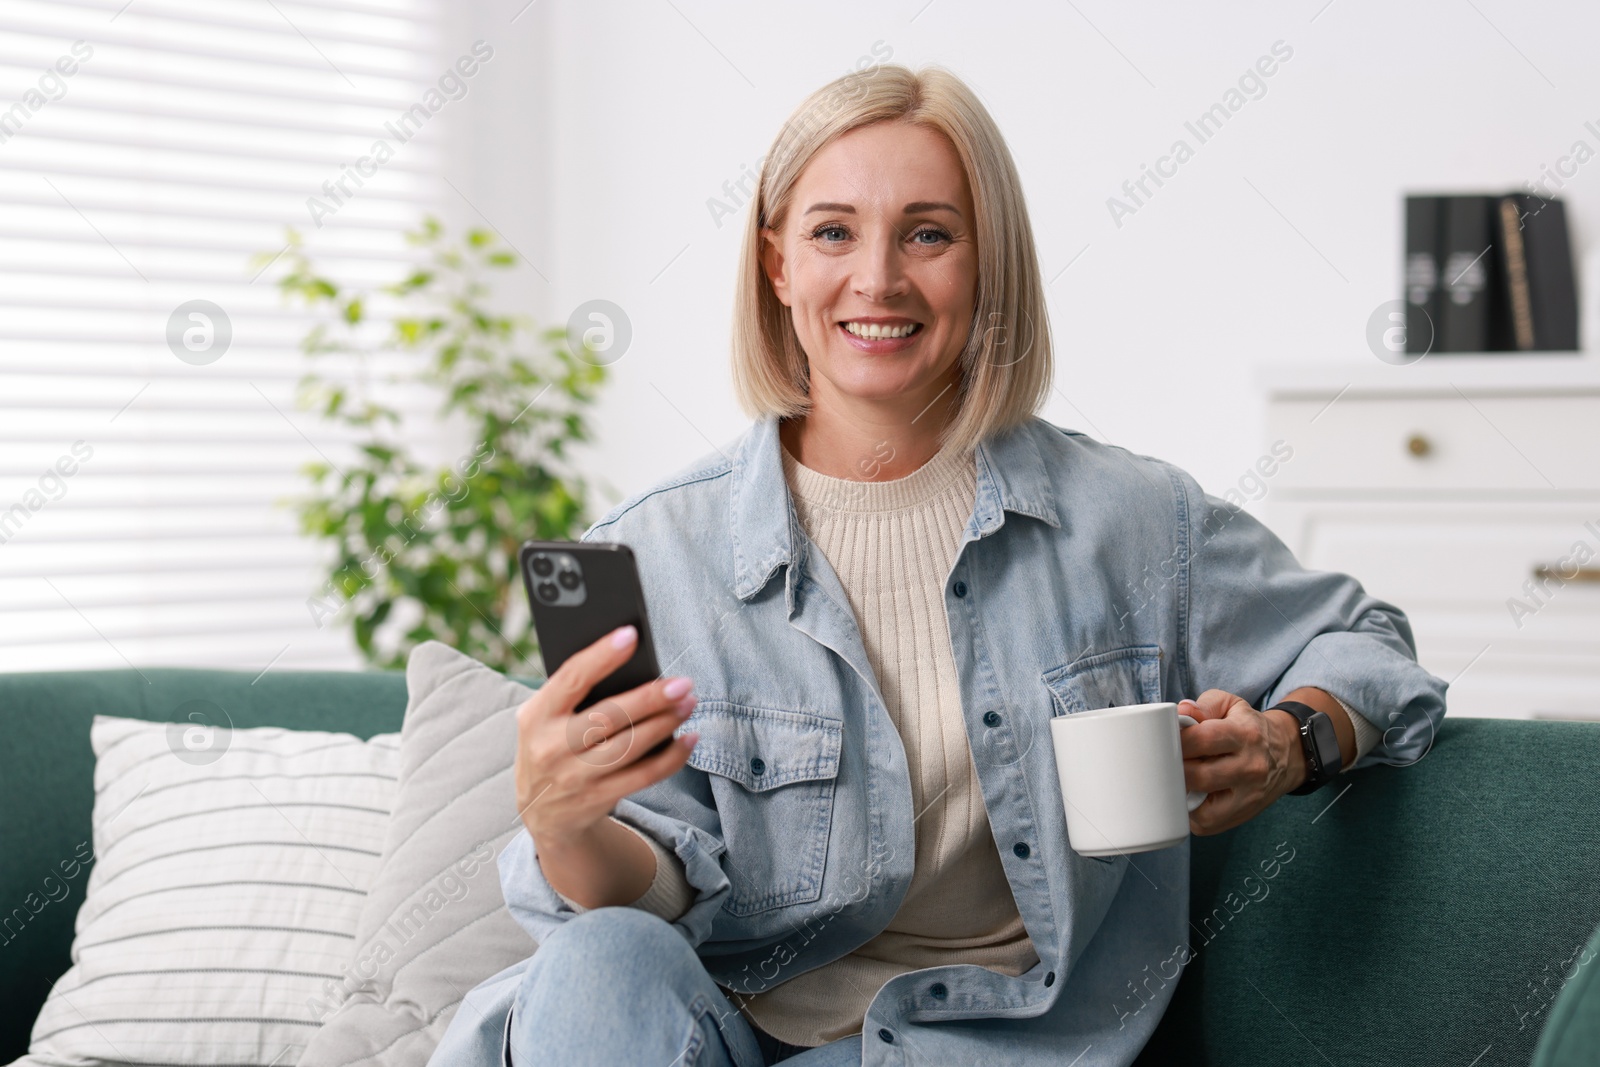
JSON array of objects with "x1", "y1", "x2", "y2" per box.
[
  {"x1": 684, "y1": 701, "x2": 842, "y2": 917},
  {"x1": 1040, "y1": 644, "x2": 1163, "y2": 715}
]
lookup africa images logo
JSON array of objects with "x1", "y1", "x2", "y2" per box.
[{"x1": 164, "y1": 700, "x2": 233, "y2": 766}]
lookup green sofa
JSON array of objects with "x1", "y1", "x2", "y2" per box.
[{"x1": 2, "y1": 666, "x2": 1596, "y2": 1065}]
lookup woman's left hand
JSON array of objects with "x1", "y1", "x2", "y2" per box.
[{"x1": 1178, "y1": 690, "x2": 1307, "y2": 835}]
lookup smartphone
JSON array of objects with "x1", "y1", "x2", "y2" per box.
[{"x1": 519, "y1": 540, "x2": 673, "y2": 758}]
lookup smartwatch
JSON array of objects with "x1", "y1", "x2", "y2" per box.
[{"x1": 1268, "y1": 700, "x2": 1342, "y2": 795}]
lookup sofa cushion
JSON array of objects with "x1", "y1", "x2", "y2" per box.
[
  {"x1": 18, "y1": 714, "x2": 400, "y2": 1065},
  {"x1": 0, "y1": 664, "x2": 409, "y2": 1061},
  {"x1": 297, "y1": 641, "x2": 538, "y2": 1066}
]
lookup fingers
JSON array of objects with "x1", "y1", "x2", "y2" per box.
[
  {"x1": 1183, "y1": 689, "x2": 1240, "y2": 720},
  {"x1": 1188, "y1": 789, "x2": 1238, "y2": 836},
  {"x1": 1182, "y1": 696, "x2": 1281, "y2": 835},
  {"x1": 537, "y1": 625, "x2": 644, "y2": 718},
  {"x1": 1185, "y1": 750, "x2": 1251, "y2": 794},
  {"x1": 1181, "y1": 717, "x2": 1243, "y2": 759},
  {"x1": 600, "y1": 698, "x2": 698, "y2": 775},
  {"x1": 1179, "y1": 690, "x2": 1258, "y2": 759},
  {"x1": 576, "y1": 686, "x2": 696, "y2": 765},
  {"x1": 566, "y1": 674, "x2": 696, "y2": 748},
  {"x1": 597, "y1": 722, "x2": 700, "y2": 802}
]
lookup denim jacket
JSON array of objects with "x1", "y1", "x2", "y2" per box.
[{"x1": 431, "y1": 412, "x2": 1447, "y2": 1066}]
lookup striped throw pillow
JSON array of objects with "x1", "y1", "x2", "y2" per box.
[{"x1": 24, "y1": 714, "x2": 400, "y2": 1066}]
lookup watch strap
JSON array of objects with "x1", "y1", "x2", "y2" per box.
[{"x1": 1269, "y1": 699, "x2": 1340, "y2": 795}]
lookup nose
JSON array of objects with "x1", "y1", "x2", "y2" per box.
[{"x1": 851, "y1": 220, "x2": 911, "y2": 303}]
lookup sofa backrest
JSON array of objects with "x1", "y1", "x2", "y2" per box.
[{"x1": 0, "y1": 666, "x2": 410, "y2": 1059}]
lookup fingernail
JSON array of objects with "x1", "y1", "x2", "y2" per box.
[
  {"x1": 681, "y1": 731, "x2": 699, "y2": 746},
  {"x1": 676, "y1": 700, "x2": 696, "y2": 719},
  {"x1": 611, "y1": 625, "x2": 637, "y2": 649},
  {"x1": 662, "y1": 676, "x2": 692, "y2": 699}
]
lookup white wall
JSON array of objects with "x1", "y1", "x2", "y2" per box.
[
  {"x1": 458, "y1": 0, "x2": 1600, "y2": 510},
  {"x1": 439, "y1": 1, "x2": 555, "y2": 335}
]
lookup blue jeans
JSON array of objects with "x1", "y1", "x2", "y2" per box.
[{"x1": 507, "y1": 906, "x2": 863, "y2": 1066}]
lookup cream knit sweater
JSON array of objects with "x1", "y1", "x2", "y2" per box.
[{"x1": 554, "y1": 432, "x2": 1383, "y2": 1047}]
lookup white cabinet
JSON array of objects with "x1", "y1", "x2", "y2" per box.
[{"x1": 1257, "y1": 357, "x2": 1600, "y2": 721}]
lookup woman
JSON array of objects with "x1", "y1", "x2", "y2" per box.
[{"x1": 432, "y1": 64, "x2": 1446, "y2": 1066}]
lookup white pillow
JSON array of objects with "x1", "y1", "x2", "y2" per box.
[
  {"x1": 20, "y1": 714, "x2": 400, "y2": 1067},
  {"x1": 298, "y1": 641, "x2": 536, "y2": 1066}
]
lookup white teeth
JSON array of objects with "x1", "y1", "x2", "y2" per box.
[{"x1": 843, "y1": 321, "x2": 919, "y2": 339}]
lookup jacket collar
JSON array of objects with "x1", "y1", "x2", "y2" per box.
[{"x1": 729, "y1": 412, "x2": 1062, "y2": 602}]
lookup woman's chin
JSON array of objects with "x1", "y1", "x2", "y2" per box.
[
  {"x1": 815, "y1": 360, "x2": 949, "y2": 406},
  {"x1": 821, "y1": 379, "x2": 924, "y2": 407}
]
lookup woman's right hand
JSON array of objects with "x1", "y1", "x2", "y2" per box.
[{"x1": 514, "y1": 624, "x2": 699, "y2": 847}]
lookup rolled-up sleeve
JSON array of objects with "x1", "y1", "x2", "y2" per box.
[
  {"x1": 1172, "y1": 468, "x2": 1447, "y2": 771},
  {"x1": 497, "y1": 771, "x2": 733, "y2": 949}
]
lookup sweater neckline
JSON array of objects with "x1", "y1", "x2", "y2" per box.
[{"x1": 780, "y1": 432, "x2": 975, "y2": 514}]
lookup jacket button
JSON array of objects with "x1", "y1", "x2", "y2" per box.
[
  {"x1": 983, "y1": 710, "x2": 1001, "y2": 728},
  {"x1": 930, "y1": 982, "x2": 948, "y2": 999},
  {"x1": 1045, "y1": 971, "x2": 1056, "y2": 987},
  {"x1": 749, "y1": 756, "x2": 765, "y2": 776},
  {"x1": 878, "y1": 1027, "x2": 894, "y2": 1043},
  {"x1": 953, "y1": 580, "x2": 968, "y2": 598},
  {"x1": 1013, "y1": 841, "x2": 1031, "y2": 858}
]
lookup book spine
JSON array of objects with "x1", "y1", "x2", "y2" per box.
[
  {"x1": 1404, "y1": 196, "x2": 1441, "y2": 353},
  {"x1": 1517, "y1": 194, "x2": 1580, "y2": 350},
  {"x1": 1499, "y1": 196, "x2": 1536, "y2": 350},
  {"x1": 1438, "y1": 196, "x2": 1496, "y2": 352}
]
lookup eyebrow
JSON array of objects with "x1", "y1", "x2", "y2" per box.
[{"x1": 803, "y1": 201, "x2": 962, "y2": 216}]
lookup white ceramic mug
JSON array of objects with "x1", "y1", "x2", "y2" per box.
[{"x1": 1048, "y1": 701, "x2": 1208, "y2": 858}]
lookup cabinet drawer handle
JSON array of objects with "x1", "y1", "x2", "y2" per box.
[
  {"x1": 1533, "y1": 565, "x2": 1600, "y2": 583},
  {"x1": 1406, "y1": 434, "x2": 1432, "y2": 458}
]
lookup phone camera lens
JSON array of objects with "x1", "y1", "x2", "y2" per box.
[
  {"x1": 536, "y1": 581, "x2": 559, "y2": 602},
  {"x1": 558, "y1": 569, "x2": 581, "y2": 591},
  {"x1": 531, "y1": 555, "x2": 554, "y2": 578}
]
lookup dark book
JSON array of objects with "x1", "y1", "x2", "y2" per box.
[
  {"x1": 1505, "y1": 194, "x2": 1579, "y2": 350},
  {"x1": 1437, "y1": 196, "x2": 1503, "y2": 352},
  {"x1": 1404, "y1": 196, "x2": 1442, "y2": 353}
]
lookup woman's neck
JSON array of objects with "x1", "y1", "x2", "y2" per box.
[{"x1": 779, "y1": 376, "x2": 961, "y2": 482}]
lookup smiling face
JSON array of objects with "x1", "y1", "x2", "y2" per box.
[{"x1": 760, "y1": 120, "x2": 979, "y2": 429}]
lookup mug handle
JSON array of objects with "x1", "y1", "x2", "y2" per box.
[{"x1": 1176, "y1": 713, "x2": 1208, "y2": 813}]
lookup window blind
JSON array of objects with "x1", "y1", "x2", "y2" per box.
[{"x1": 0, "y1": 0, "x2": 452, "y2": 673}]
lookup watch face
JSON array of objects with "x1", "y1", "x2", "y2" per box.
[{"x1": 1308, "y1": 712, "x2": 1341, "y2": 772}]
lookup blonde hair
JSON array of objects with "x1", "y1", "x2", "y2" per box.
[{"x1": 730, "y1": 63, "x2": 1053, "y2": 456}]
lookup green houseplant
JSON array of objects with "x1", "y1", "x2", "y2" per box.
[{"x1": 257, "y1": 216, "x2": 608, "y2": 672}]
